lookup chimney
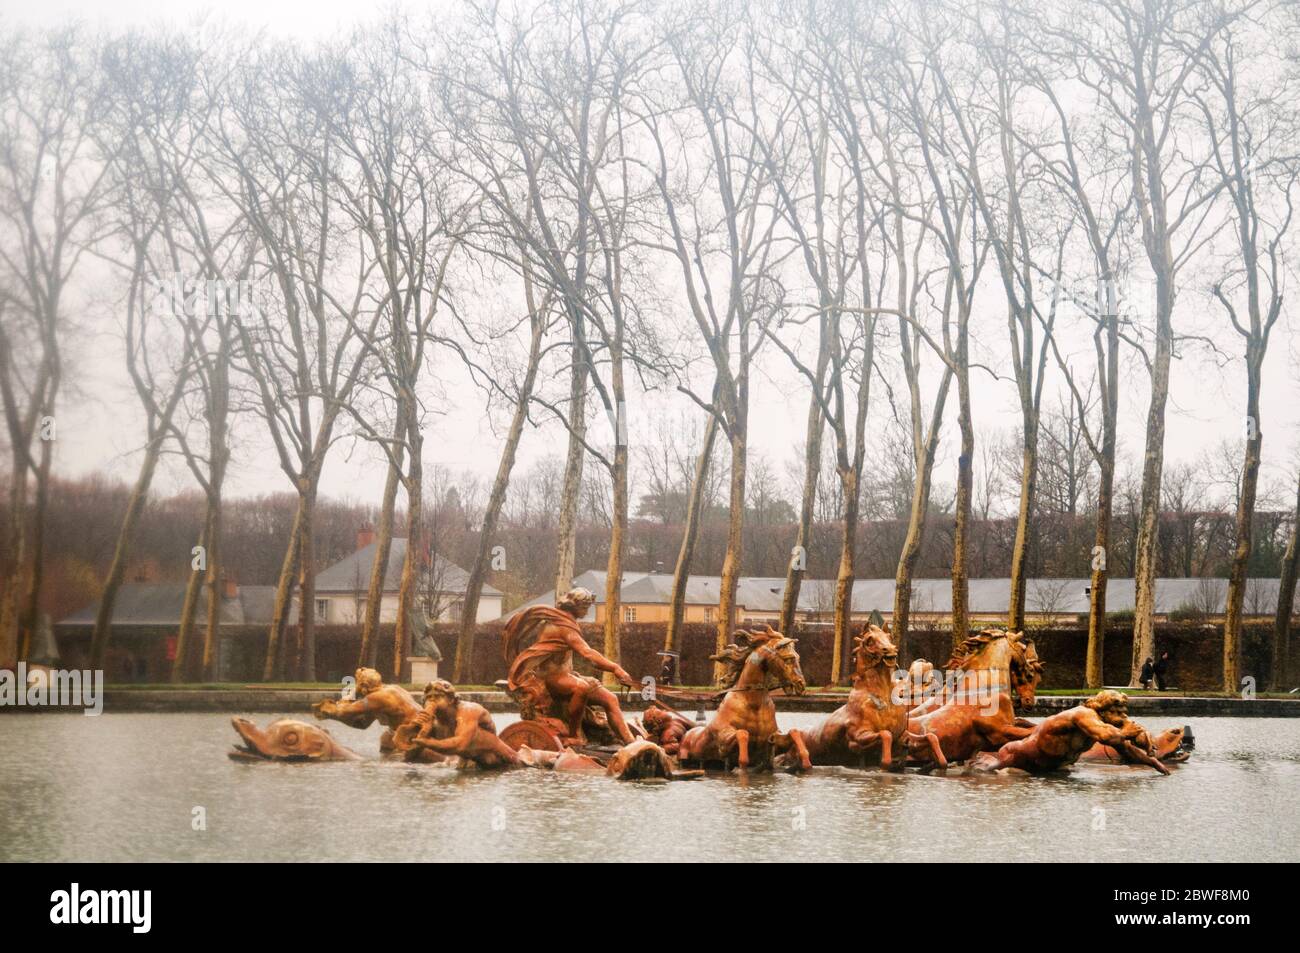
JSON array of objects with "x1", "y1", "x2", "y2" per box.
[
  {"x1": 357, "y1": 521, "x2": 377, "y2": 550},
  {"x1": 222, "y1": 572, "x2": 239, "y2": 600}
]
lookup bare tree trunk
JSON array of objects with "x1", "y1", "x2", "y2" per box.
[
  {"x1": 199, "y1": 490, "x2": 223, "y2": 681},
  {"x1": 1085, "y1": 319, "x2": 1120, "y2": 688},
  {"x1": 1007, "y1": 423, "x2": 1038, "y2": 632},
  {"x1": 1272, "y1": 472, "x2": 1300, "y2": 691},
  {"x1": 19, "y1": 424, "x2": 54, "y2": 661},
  {"x1": 831, "y1": 468, "x2": 859, "y2": 683},
  {"x1": 297, "y1": 481, "x2": 319, "y2": 681},
  {"x1": 393, "y1": 425, "x2": 422, "y2": 683},
  {"x1": 1131, "y1": 288, "x2": 1173, "y2": 683},
  {"x1": 892, "y1": 378, "x2": 951, "y2": 658},
  {"x1": 171, "y1": 518, "x2": 208, "y2": 683},
  {"x1": 715, "y1": 428, "x2": 747, "y2": 674},
  {"x1": 603, "y1": 439, "x2": 628, "y2": 685},
  {"x1": 455, "y1": 315, "x2": 544, "y2": 681},
  {"x1": 360, "y1": 420, "x2": 403, "y2": 668},
  {"x1": 781, "y1": 386, "x2": 825, "y2": 637},
  {"x1": 90, "y1": 431, "x2": 168, "y2": 668},
  {"x1": 262, "y1": 498, "x2": 303, "y2": 681},
  {"x1": 1086, "y1": 471, "x2": 1116, "y2": 688},
  {"x1": 554, "y1": 361, "x2": 588, "y2": 596},
  {"x1": 0, "y1": 454, "x2": 27, "y2": 669},
  {"x1": 951, "y1": 313, "x2": 974, "y2": 648},
  {"x1": 1223, "y1": 352, "x2": 1263, "y2": 692},
  {"x1": 199, "y1": 392, "x2": 229, "y2": 680},
  {"x1": 893, "y1": 439, "x2": 938, "y2": 657},
  {"x1": 666, "y1": 411, "x2": 719, "y2": 652}
]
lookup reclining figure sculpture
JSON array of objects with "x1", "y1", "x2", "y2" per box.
[
  {"x1": 639, "y1": 705, "x2": 695, "y2": 757},
  {"x1": 972, "y1": 689, "x2": 1171, "y2": 775}
]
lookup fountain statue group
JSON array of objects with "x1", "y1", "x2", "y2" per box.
[{"x1": 229, "y1": 587, "x2": 1192, "y2": 780}]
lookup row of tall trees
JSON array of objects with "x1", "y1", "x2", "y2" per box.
[{"x1": 2, "y1": 0, "x2": 1298, "y2": 690}]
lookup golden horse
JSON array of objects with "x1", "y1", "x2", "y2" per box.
[
  {"x1": 677, "y1": 626, "x2": 812, "y2": 771},
  {"x1": 904, "y1": 629, "x2": 1045, "y2": 767},
  {"x1": 798, "y1": 625, "x2": 947, "y2": 770}
]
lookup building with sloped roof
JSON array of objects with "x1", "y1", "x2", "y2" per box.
[
  {"x1": 504, "y1": 572, "x2": 1281, "y2": 627},
  {"x1": 312, "y1": 530, "x2": 502, "y2": 626},
  {"x1": 55, "y1": 526, "x2": 497, "y2": 681}
]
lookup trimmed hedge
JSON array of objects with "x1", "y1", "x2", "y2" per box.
[
  {"x1": 427, "y1": 619, "x2": 1297, "y2": 691},
  {"x1": 56, "y1": 618, "x2": 1298, "y2": 690}
]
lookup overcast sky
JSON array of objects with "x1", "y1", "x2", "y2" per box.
[{"x1": 6, "y1": 1, "x2": 1299, "y2": 514}]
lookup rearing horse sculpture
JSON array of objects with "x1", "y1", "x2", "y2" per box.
[
  {"x1": 798, "y1": 625, "x2": 946, "y2": 770},
  {"x1": 678, "y1": 626, "x2": 812, "y2": 771},
  {"x1": 908, "y1": 629, "x2": 1042, "y2": 719},
  {"x1": 904, "y1": 630, "x2": 1045, "y2": 768}
]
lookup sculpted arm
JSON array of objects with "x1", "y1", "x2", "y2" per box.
[
  {"x1": 1076, "y1": 710, "x2": 1170, "y2": 775},
  {"x1": 565, "y1": 630, "x2": 634, "y2": 685},
  {"x1": 313, "y1": 697, "x2": 378, "y2": 728}
]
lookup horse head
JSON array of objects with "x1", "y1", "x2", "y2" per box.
[
  {"x1": 712, "y1": 625, "x2": 806, "y2": 696},
  {"x1": 852, "y1": 624, "x2": 899, "y2": 683},
  {"x1": 946, "y1": 629, "x2": 1013, "y2": 673},
  {"x1": 1007, "y1": 631, "x2": 1044, "y2": 707}
]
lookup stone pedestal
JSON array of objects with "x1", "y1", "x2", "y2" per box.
[{"x1": 408, "y1": 656, "x2": 439, "y2": 687}]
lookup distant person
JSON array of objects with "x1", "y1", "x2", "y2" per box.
[
  {"x1": 659, "y1": 653, "x2": 678, "y2": 687},
  {"x1": 1139, "y1": 657, "x2": 1155, "y2": 690},
  {"x1": 1152, "y1": 651, "x2": 1171, "y2": 691}
]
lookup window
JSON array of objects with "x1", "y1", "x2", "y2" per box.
[
  {"x1": 315, "y1": 598, "x2": 329, "y2": 620},
  {"x1": 623, "y1": 606, "x2": 637, "y2": 623},
  {"x1": 704, "y1": 606, "x2": 715, "y2": 624}
]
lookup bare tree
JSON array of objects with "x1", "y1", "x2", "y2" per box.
[
  {"x1": 646, "y1": 6, "x2": 788, "y2": 668},
  {"x1": 1273, "y1": 469, "x2": 1300, "y2": 690},
  {"x1": 0, "y1": 26, "x2": 114, "y2": 666},
  {"x1": 212, "y1": 43, "x2": 383, "y2": 681},
  {"x1": 664, "y1": 401, "x2": 719, "y2": 653},
  {"x1": 1191, "y1": 15, "x2": 1298, "y2": 692},
  {"x1": 440, "y1": 0, "x2": 660, "y2": 679},
  {"x1": 91, "y1": 32, "x2": 231, "y2": 673},
  {"x1": 453, "y1": 269, "x2": 549, "y2": 680},
  {"x1": 1050, "y1": 0, "x2": 1236, "y2": 684},
  {"x1": 1024, "y1": 39, "x2": 1135, "y2": 686}
]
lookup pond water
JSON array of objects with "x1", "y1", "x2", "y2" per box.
[{"x1": 1, "y1": 712, "x2": 1297, "y2": 862}]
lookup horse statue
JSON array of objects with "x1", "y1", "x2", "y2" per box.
[
  {"x1": 677, "y1": 625, "x2": 812, "y2": 772},
  {"x1": 904, "y1": 629, "x2": 1045, "y2": 768},
  {"x1": 797, "y1": 624, "x2": 947, "y2": 770},
  {"x1": 908, "y1": 629, "x2": 1043, "y2": 718}
]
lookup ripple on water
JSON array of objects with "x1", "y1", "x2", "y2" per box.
[{"x1": 0, "y1": 712, "x2": 1296, "y2": 862}]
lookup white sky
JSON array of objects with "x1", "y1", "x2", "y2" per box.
[{"x1": 6, "y1": 0, "x2": 1299, "y2": 514}]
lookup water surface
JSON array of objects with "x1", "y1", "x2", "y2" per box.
[{"x1": 1, "y1": 712, "x2": 1296, "y2": 862}]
